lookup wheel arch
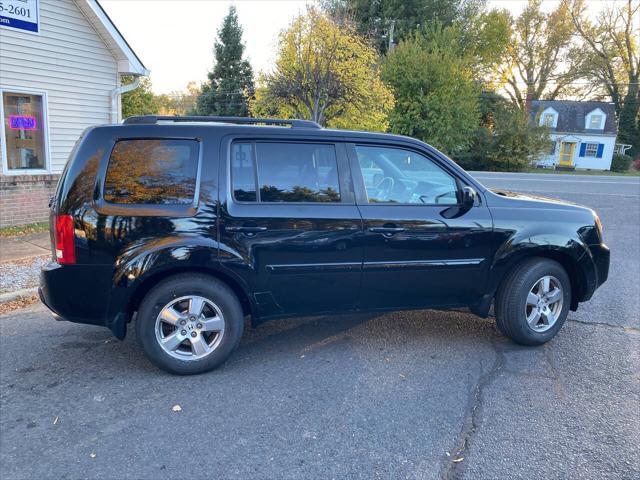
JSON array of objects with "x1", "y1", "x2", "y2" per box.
[
  {"x1": 126, "y1": 266, "x2": 254, "y2": 321},
  {"x1": 493, "y1": 249, "x2": 588, "y2": 311}
]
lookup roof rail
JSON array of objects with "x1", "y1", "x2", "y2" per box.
[{"x1": 123, "y1": 115, "x2": 322, "y2": 129}]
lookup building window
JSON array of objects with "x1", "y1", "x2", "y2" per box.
[
  {"x1": 2, "y1": 92, "x2": 47, "y2": 171},
  {"x1": 588, "y1": 114, "x2": 603, "y2": 129},
  {"x1": 542, "y1": 113, "x2": 555, "y2": 127},
  {"x1": 584, "y1": 143, "x2": 598, "y2": 157}
]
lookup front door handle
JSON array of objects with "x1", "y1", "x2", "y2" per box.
[
  {"x1": 368, "y1": 226, "x2": 406, "y2": 236},
  {"x1": 226, "y1": 226, "x2": 268, "y2": 234}
]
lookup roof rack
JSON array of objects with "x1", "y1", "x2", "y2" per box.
[{"x1": 123, "y1": 115, "x2": 322, "y2": 129}]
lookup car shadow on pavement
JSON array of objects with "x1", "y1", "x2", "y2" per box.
[{"x1": 20, "y1": 306, "x2": 508, "y2": 379}]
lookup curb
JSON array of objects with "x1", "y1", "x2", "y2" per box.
[
  {"x1": 0, "y1": 253, "x2": 49, "y2": 264},
  {"x1": 0, "y1": 287, "x2": 39, "y2": 304}
]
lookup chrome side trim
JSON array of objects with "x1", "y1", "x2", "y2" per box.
[
  {"x1": 362, "y1": 258, "x2": 484, "y2": 270},
  {"x1": 266, "y1": 258, "x2": 484, "y2": 273},
  {"x1": 266, "y1": 262, "x2": 361, "y2": 274}
]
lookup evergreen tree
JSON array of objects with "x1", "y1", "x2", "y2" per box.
[{"x1": 195, "y1": 6, "x2": 254, "y2": 116}]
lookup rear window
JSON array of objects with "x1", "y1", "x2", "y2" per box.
[
  {"x1": 104, "y1": 139, "x2": 199, "y2": 205},
  {"x1": 231, "y1": 142, "x2": 340, "y2": 203}
]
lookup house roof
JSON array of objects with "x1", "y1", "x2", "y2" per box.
[
  {"x1": 75, "y1": 0, "x2": 149, "y2": 76},
  {"x1": 530, "y1": 100, "x2": 617, "y2": 135}
]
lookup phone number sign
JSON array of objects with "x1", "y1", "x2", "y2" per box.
[{"x1": 0, "y1": 0, "x2": 39, "y2": 33}]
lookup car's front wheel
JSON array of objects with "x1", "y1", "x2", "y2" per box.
[
  {"x1": 136, "y1": 274, "x2": 244, "y2": 374},
  {"x1": 495, "y1": 258, "x2": 571, "y2": 346}
]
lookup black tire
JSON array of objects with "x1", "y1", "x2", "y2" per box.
[
  {"x1": 136, "y1": 273, "x2": 244, "y2": 375},
  {"x1": 495, "y1": 258, "x2": 571, "y2": 346}
]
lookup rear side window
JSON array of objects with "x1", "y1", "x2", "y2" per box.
[
  {"x1": 104, "y1": 139, "x2": 199, "y2": 205},
  {"x1": 231, "y1": 142, "x2": 340, "y2": 203}
]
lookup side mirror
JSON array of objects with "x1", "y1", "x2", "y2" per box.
[{"x1": 461, "y1": 186, "x2": 477, "y2": 209}]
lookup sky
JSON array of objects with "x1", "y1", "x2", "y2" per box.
[{"x1": 100, "y1": 0, "x2": 625, "y2": 94}]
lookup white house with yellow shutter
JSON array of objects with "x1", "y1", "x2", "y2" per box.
[{"x1": 531, "y1": 100, "x2": 619, "y2": 171}]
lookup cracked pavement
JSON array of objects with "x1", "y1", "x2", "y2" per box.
[{"x1": 1, "y1": 172, "x2": 639, "y2": 479}]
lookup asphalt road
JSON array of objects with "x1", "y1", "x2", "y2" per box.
[{"x1": 1, "y1": 172, "x2": 639, "y2": 480}]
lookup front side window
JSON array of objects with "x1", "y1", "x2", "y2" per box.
[
  {"x1": 584, "y1": 143, "x2": 598, "y2": 157},
  {"x1": 355, "y1": 145, "x2": 459, "y2": 205},
  {"x1": 104, "y1": 139, "x2": 199, "y2": 205},
  {"x1": 2, "y1": 92, "x2": 46, "y2": 170},
  {"x1": 588, "y1": 114, "x2": 603, "y2": 129},
  {"x1": 231, "y1": 142, "x2": 341, "y2": 203}
]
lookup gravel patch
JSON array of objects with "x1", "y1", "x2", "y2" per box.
[{"x1": 0, "y1": 255, "x2": 49, "y2": 294}]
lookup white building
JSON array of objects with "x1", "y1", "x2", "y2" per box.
[
  {"x1": 530, "y1": 100, "x2": 619, "y2": 171},
  {"x1": 0, "y1": 0, "x2": 148, "y2": 227}
]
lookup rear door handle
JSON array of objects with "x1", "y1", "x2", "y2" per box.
[
  {"x1": 226, "y1": 226, "x2": 267, "y2": 234},
  {"x1": 368, "y1": 226, "x2": 406, "y2": 235}
]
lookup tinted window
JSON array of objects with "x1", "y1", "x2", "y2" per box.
[
  {"x1": 104, "y1": 139, "x2": 199, "y2": 205},
  {"x1": 231, "y1": 142, "x2": 257, "y2": 201},
  {"x1": 231, "y1": 142, "x2": 340, "y2": 203},
  {"x1": 355, "y1": 145, "x2": 459, "y2": 205}
]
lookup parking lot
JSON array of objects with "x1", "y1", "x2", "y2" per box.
[{"x1": 1, "y1": 172, "x2": 639, "y2": 479}]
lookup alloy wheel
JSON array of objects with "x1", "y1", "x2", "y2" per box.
[
  {"x1": 524, "y1": 275, "x2": 564, "y2": 333},
  {"x1": 155, "y1": 295, "x2": 225, "y2": 360}
]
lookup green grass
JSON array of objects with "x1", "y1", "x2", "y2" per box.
[
  {"x1": 0, "y1": 221, "x2": 49, "y2": 238},
  {"x1": 524, "y1": 168, "x2": 640, "y2": 176}
]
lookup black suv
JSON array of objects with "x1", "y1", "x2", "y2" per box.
[{"x1": 40, "y1": 116, "x2": 610, "y2": 374}]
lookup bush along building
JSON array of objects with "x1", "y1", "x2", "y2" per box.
[
  {"x1": 0, "y1": 0, "x2": 148, "y2": 227},
  {"x1": 529, "y1": 100, "x2": 631, "y2": 171}
]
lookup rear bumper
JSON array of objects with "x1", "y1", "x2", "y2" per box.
[{"x1": 39, "y1": 262, "x2": 124, "y2": 335}]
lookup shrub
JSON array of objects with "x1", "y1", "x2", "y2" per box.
[
  {"x1": 610, "y1": 153, "x2": 633, "y2": 172},
  {"x1": 632, "y1": 158, "x2": 640, "y2": 171}
]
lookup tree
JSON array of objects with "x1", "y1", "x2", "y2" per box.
[
  {"x1": 381, "y1": 25, "x2": 480, "y2": 155},
  {"x1": 456, "y1": 93, "x2": 550, "y2": 171},
  {"x1": 194, "y1": 6, "x2": 254, "y2": 116},
  {"x1": 252, "y1": 7, "x2": 394, "y2": 131},
  {"x1": 570, "y1": 0, "x2": 640, "y2": 158},
  {"x1": 321, "y1": 0, "x2": 485, "y2": 53},
  {"x1": 156, "y1": 82, "x2": 202, "y2": 116},
  {"x1": 460, "y1": 9, "x2": 511, "y2": 87},
  {"x1": 121, "y1": 76, "x2": 158, "y2": 118},
  {"x1": 503, "y1": 0, "x2": 579, "y2": 108}
]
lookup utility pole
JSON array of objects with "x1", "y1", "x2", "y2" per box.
[{"x1": 388, "y1": 20, "x2": 396, "y2": 52}]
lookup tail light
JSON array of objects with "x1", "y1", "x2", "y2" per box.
[{"x1": 54, "y1": 215, "x2": 76, "y2": 264}]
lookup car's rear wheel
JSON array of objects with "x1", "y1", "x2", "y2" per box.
[
  {"x1": 136, "y1": 274, "x2": 244, "y2": 374},
  {"x1": 495, "y1": 258, "x2": 571, "y2": 346}
]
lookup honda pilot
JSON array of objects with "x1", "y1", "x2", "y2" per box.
[{"x1": 40, "y1": 116, "x2": 610, "y2": 374}]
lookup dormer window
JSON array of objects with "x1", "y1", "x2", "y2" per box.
[
  {"x1": 539, "y1": 107, "x2": 558, "y2": 128},
  {"x1": 543, "y1": 113, "x2": 555, "y2": 126},
  {"x1": 586, "y1": 108, "x2": 606, "y2": 130},
  {"x1": 589, "y1": 114, "x2": 603, "y2": 129}
]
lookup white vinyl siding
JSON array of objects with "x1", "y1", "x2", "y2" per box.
[
  {"x1": 0, "y1": 0, "x2": 118, "y2": 174},
  {"x1": 536, "y1": 134, "x2": 616, "y2": 170}
]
